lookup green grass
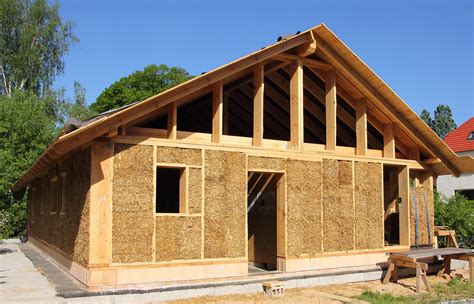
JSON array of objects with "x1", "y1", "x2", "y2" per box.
[
  {"x1": 356, "y1": 291, "x2": 415, "y2": 304},
  {"x1": 355, "y1": 278, "x2": 474, "y2": 304}
]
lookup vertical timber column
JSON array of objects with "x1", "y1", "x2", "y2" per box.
[
  {"x1": 167, "y1": 102, "x2": 177, "y2": 140},
  {"x1": 384, "y1": 123, "x2": 395, "y2": 158},
  {"x1": 90, "y1": 140, "x2": 114, "y2": 266},
  {"x1": 290, "y1": 59, "x2": 304, "y2": 149},
  {"x1": 276, "y1": 174, "x2": 287, "y2": 271},
  {"x1": 398, "y1": 165, "x2": 410, "y2": 246},
  {"x1": 253, "y1": 63, "x2": 264, "y2": 146},
  {"x1": 212, "y1": 81, "x2": 223, "y2": 143},
  {"x1": 356, "y1": 98, "x2": 367, "y2": 155},
  {"x1": 325, "y1": 69, "x2": 337, "y2": 150}
]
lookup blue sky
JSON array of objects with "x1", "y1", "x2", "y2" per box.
[{"x1": 55, "y1": 0, "x2": 473, "y2": 125}]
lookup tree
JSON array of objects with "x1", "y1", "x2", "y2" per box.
[
  {"x1": 91, "y1": 64, "x2": 192, "y2": 113},
  {"x1": 0, "y1": 90, "x2": 57, "y2": 237},
  {"x1": 66, "y1": 81, "x2": 96, "y2": 121},
  {"x1": 0, "y1": 0, "x2": 77, "y2": 97},
  {"x1": 419, "y1": 105, "x2": 457, "y2": 139}
]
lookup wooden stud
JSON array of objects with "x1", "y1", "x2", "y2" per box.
[
  {"x1": 356, "y1": 98, "x2": 367, "y2": 156},
  {"x1": 469, "y1": 256, "x2": 473, "y2": 283},
  {"x1": 276, "y1": 174, "x2": 287, "y2": 270},
  {"x1": 212, "y1": 81, "x2": 223, "y2": 143},
  {"x1": 289, "y1": 60, "x2": 304, "y2": 149},
  {"x1": 325, "y1": 69, "x2": 337, "y2": 150},
  {"x1": 167, "y1": 102, "x2": 177, "y2": 140},
  {"x1": 384, "y1": 123, "x2": 395, "y2": 158},
  {"x1": 398, "y1": 166, "x2": 410, "y2": 246},
  {"x1": 89, "y1": 140, "x2": 114, "y2": 266},
  {"x1": 253, "y1": 63, "x2": 264, "y2": 146}
]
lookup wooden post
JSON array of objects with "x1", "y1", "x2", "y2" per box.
[
  {"x1": 167, "y1": 102, "x2": 177, "y2": 140},
  {"x1": 212, "y1": 81, "x2": 223, "y2": 143},
  {"x1": 276, "y1": 174, "x2": 287, "y2": 271},
  {"x1": 398, "y1": 166, "x2": 410, "y2": 246},
  {"x1": 384, "y1": 123, "x2": 395, "y2": 158},
  {"x1": 325, "y1": 69, "x2": 336, "y2": 150},
  {"x1": 356, "y1": 98, "x2": 367, "y2": 156},
  {"x1": 253, "y1": 63, "x2": 264, "y2": 146},
  {"x1": 290, "y1": 60, "x2": 304, "y2": 149},
  {"x1": 89, "y1": 140, "x2": 114, "y2": 266}
]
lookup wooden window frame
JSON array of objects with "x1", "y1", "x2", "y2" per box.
[{"x1": 155, "y1": 164, "x2": 188, "y2": 215}]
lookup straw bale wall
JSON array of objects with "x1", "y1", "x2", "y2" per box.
[{"x1": 410, "y1": 170, "x2": 434, "y2": 245}]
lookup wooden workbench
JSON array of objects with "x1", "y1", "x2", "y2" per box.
[{"x1": 383, "y1": 248, "x2": 474, "y2": 292}]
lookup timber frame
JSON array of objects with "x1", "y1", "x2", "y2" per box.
[
  {"x1": 11, "y1": 24, "x2": 474, "y2": 193},
  {"x1": 15, "y1": 24, "x2": 474, "y2": 289}
]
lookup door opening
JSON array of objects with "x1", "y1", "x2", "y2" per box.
[
  {"x1": 383, "y1": 165, "x2": 401, "y2": 246},
  {"x1": 247, "y1": 172, "x2": 282, "y2": 273}
]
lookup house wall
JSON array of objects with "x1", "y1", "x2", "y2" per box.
[
  {"x1": 437, "y1": 150, "x2": 474, "y2": 197},
  {"x1": 110, "y1": 143, "x2": 385, "y2": 267},
  {"x1": 28, "y1": 148, "x2": 91, "y2": 267}
]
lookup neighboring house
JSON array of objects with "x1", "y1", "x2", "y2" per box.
[
  {"x1": 12, "y1": 24, "x2": 474, "y2": 289},
  {"x1": 437, "y1": 117, "x2": 474, "y2": 199}
]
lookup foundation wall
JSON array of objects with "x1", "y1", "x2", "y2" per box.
[
  {"x1": 410, "y1": 170, "x2": 435, "y2": 245},
  {"x1": 28, "y1": 148, "x2": 91, "y2": 267}
]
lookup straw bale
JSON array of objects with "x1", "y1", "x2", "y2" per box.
[
  {"x1": 188, "y1": 168, "x2": 202, "y2": 214},
  {"x1": 112, "y1": 144, "x2": 154, "y2": 263},
  {"x1": 354, "y1": 161, "x2": 384, "y2": 249},
  {"x1": 286, "y1": 159, "x2": 323, "y2": 257},
  {"x1": 410, "y1": 171, "x2": 434, "y2": 245},
  {"x1": 322, "y1": 159, "x2": 355, "y2": 252},
  {"x1": 156, "y1": 146, "x2": 202, "y2": 166},
  {"x1": 248, "y1": 156, "x2": 285, "y2": 171},
  {"x1": 155, "y1": 216, "x2": 202, "y2": 261},
  {"x1": 204, "y1": 150, "x2": 246, "y2": 258}
]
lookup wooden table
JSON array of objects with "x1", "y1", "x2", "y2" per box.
[{"x1": 383, "y1": 248, "x2": 473, "y2": 292}]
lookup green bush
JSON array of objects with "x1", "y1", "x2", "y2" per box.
[{"x1": 434, "y1": 191, "x2": 474, "y2": 248}]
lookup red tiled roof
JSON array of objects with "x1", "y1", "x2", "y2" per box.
[{"x1": 444, "y1": 117, "x2": 474, "y2": 153}]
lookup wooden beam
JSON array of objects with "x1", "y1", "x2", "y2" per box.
[
  {"x1": 398, "y1": 166, "x2": 410, "y2": 246},
  {"x1": 289, "y1": 60, "x2": 304, "y2": 149},
  {"x1": 212, "y1": 81, "x2": 223, "y2": 143},
  {"x1": 325, "y1": 69, "x2": 337, "y2": 150},
  {"x1": 384, "y1": 123, "x2": 395, "y2": 158},
  {"x1": 89, "y1": 140, "x2": 114, "y2": 266},
  {"x1": 315, "y1": 35, "x2": 459, "y2": 175},
  {"x1": 274, "y1": 53, "x2": 333, "y2": 71},
  {"x1": 356, "y1": 98, "x2": 368, "y2": 156},
  {"x1": 293, "y1": 30, "x2": 317, "y2": 57},
  {"x1": 253, "y1": 63, "x2": 264, "y2": 146},
  {"x1": 167, "y1": 102, "x2": 177, "y2": 140}
]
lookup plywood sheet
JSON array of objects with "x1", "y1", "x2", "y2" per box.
[
  {"x1": 204, "y1": 150, "x2": 246, "y2": 258},
  {"x1": 286, "y1": 159, "x2": 323, "y2": 257}
]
